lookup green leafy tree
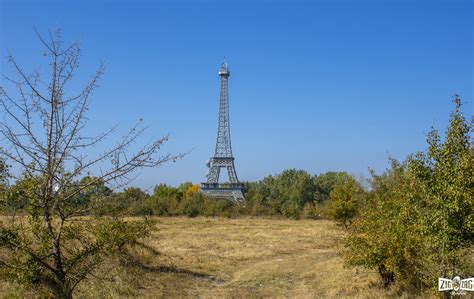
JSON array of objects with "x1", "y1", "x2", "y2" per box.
[
  {"x1": 326, "y1": 177, "x2": 364, "y2": 228},
  {"x1": 61, "y1": 176, "x2": 113, "y2": 212},
  {"x1": 245, "y1": 169, "x2": 316, "y2": 217},
  {"x1": 153, "y1": 184, "x2": 178, "y2": 198},
  {"x1": 180, "y1": 191, "x2": 204, "y2": 217},
  {"x1": 3, "y1": 174, "x2": 42, "y2": 212},
  {"x1": 122, "y1": 187, "x2": 148, "y2": 202},
  {"x1": 344, "y1": 160, "x2": 425, "y2": 288},
  {"x1": 0, "y1": 30, "x2": 181, "y2": 298},
  {"x1": 407, "y1": 96, "x2": 473, "y2": 285},
  {"x1": 344, "y1": 97, "x2": 473, "y2": 292},
  {"x1": 313, "y1": 171, "x2": 352, "y2": 203},
  {"x1": 177, "y1": 182, "x2": 193, "y2": 198},
  {"x1": 243, "y1": 170, "x2": 353, "y2": 218}
]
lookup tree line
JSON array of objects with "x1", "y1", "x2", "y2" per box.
[
  {"x1": 0, "y1": 30, "x2": 472, "y2": 297},
  {"x1": 2, "y1": 169, "x2": 360, "y2": 219},
  {"x1": 1, "y1": 98, "x2": 472, "y2": 296}
]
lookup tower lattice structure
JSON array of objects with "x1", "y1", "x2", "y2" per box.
[{"x1": 201, "y1": 62, "x2": 245, "y2": 202}]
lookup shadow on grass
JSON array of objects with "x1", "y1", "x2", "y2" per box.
[
  {"x1": 122, "y1": 254, "x2": 225, "y2": 283},
  {"x1": 149, "y1": 265, "x2": 225, "y2": 283}
]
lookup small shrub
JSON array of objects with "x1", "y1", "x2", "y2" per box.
[{"x1": 302, "y1": 202, "x2": 319, "y2": 219}]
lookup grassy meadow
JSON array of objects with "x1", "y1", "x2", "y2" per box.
[{"x1": 1, "y1": 217, "x2": 430, "y2": 298}]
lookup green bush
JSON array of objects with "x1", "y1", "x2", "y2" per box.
[
  {"x1": 344, "y1": 97, "x2": 473, "y2": 292},
  {"x1": 326, "y1": 177, "x2": 365, "y2": 228},
  {"x1": 301, "y1": 202, "x2": 319, "y2": 219}
]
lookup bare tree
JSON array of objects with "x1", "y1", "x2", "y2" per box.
[{"x1": 0, "y1": 29, "x2": 182, "y2": 298}]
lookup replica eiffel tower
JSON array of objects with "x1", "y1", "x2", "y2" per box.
[{"x1": 201, "y1": 61, "x2": 245, "y2": 203}]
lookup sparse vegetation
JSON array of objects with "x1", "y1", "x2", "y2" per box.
[
  {"x1": 1, "y1": 95, "x2": 471, "y2": 297},
  {"x1": 0, "y1": 217, "x2": 421, "y2": 298},
  {"x1": 0, "y1": 30, "x2": 180, "y2": 298}
]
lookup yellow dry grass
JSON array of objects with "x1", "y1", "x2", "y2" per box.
[{"x1": 0, "y1": 217, "x2": 430, "y2": 298}]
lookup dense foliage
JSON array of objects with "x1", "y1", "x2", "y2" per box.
[
  {"x1": 244, "y1": 170, "x2": 351, "y2": 218},
  {"x1": 344, "y1": 97, "x2": 473, "y2": 292},
  {"x1": 36, "y1": 170, "x2": 354, "y2": 219},
  {"x1": 2, "y1": 169, "x2": 359, "y2": 220},
  {"x1": 325, "y1": 176, "x2": 366, "y2": 228}
]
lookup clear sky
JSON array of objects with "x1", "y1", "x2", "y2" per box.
[{"x1": 0, "y1": 0, "x2": 472, "y2": 190}]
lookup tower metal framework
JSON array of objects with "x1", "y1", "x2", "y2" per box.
[{"x1": 201, "y1": 62, "x2": 245, "y2": 202}]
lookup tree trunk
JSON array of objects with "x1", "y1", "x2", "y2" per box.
[{"x1": 378, "y1": 264, "x2": 394, "y2": 288}]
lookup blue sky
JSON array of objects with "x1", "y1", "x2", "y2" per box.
[{"x1": 0, "y1": 0, "x2": 472, "y2": 189}]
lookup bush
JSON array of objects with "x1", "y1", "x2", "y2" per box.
[
  {"x1": 280, "y1": 200, "x2": 301, "y2": 219},
  {"x1": 343, "y1": 97, "x2": 473, "y2": 292},
  {"x1": 180, "y1": 193, "x2": 203, "y2": 217},
  {"x1": 326, "y1": 177, "x2": 364, "y2": 228},
  {"x1": 301, "y1": 202, "x2": 319, "y2": 219}
]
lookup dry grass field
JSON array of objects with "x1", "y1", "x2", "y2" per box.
[{"x1": 1, "y1": 217, "x2": 426, "y2": 298}]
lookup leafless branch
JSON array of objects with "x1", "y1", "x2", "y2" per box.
[{"x1": 0, "y1": 29, "x2": 182, "y2": 296}]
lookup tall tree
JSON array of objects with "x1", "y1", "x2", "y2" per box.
[
  {"x1": 0, "y1": 30, "x2": 181, "y2": 298},
  {"x1": 313, "y1": 171, "x2": 352, "y2": 203},
  {"x1": 344, "y1": 97, "x2": 473, "y2": 292},
  {"x1": 408, "y1": 96, "x2": 473, "y2": 284}
]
